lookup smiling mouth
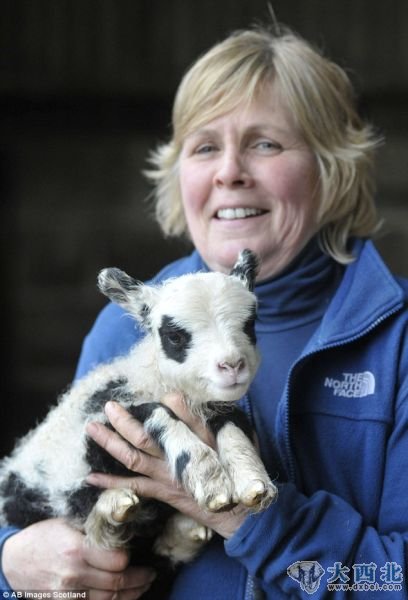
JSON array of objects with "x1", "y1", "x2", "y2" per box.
[{"x1": 216, "y1": 207, "x2": 267, "y2": 220}]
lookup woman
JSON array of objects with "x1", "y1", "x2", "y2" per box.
[{"x1": 2, "y1": 24, "x2": 408, "y2": 599}]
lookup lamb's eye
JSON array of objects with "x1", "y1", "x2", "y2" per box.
[
  {"x1": 159, "y1": 315, "x2": 192, "y2": 363},
  {"x1": 166, "y1": 331, "x2": 185, "y2": 347}
]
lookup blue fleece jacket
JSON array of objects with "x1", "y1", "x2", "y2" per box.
[{"x1": 2, "y1": 239, "x2": 408, "y2": 599}]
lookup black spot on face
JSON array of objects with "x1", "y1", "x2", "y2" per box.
[
  {"x1": 243, "y1": 304, "x2": 257, "y2": 345},
  {"x1": 0, "y1": 472, "x2": 54, "y2": 527},
  {"x1": 158, "y1": 316, "x2": 192, "y2": 363},
  {"x1": 175, "y1": 451, "x2": 191, "y2": 482}
]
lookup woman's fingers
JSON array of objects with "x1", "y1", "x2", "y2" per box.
[
  {"x1": 2, "y1": 517, "x2": 157, "y2": 597},
  {"x1": 82, "y1": 553, "x2": 157, "y2": 597},
  {"x1": 85, "y1": 421, "x2": 162, "y2": 477},
  {"x1": 104, "y1": 401, "x2": 163, "y2": 458},
  {"x1": 86, "y1": 472, "x2": 176, "y2": 502},
  {"x1": 85, "y1": 403, "x2": 250, "y2": 540},
  {"x1": 86, "y1": 471, "x2": 205, "y2": 524},
  {"x1": 84, "y1": 563, "x2": 156, "y2": 599},
  {"x1": 90, "y1": 395, "x2": 214, "y2": 458},
  {"x1": 86, "y1": 470, "x2": 189, "y2": 515}
]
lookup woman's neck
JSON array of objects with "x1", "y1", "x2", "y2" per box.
[{"x1": 255, "y1": 237, "x2": 344, "y2": 331}]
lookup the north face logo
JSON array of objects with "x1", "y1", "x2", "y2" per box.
[{"x1": 324, "y1": 371, "x2": 375, "y2": 398}]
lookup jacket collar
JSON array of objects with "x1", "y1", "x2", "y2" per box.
[
  {"x1": 309, "y1": 239, "x2": 405, "y2": 349},
  {"x1": 164, "y1": 239, "x2": 405, "y2": 349}
]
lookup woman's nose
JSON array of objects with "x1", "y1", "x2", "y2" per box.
[{"x1": 213, "y1": 151, "x2": 253, "y2": 188}]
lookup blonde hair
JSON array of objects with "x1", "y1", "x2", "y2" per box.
[{"x1": 145, "y1": 26, "x2": 382, "y2": 263}]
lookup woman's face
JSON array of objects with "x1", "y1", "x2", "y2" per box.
[{"x1": 178, "y1": 85, "x2": 320, "y2": 280}]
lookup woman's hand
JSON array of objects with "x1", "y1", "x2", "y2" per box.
[
  {"x1": 86, "y1": 395, "x2": 249, "y2": 539},
  {"x1": 2, "y1": 518, "x2": 156, "y2": 599}
]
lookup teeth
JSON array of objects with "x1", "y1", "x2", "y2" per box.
[{"x1": 216, "y1": 207, "x2": 263, "y2": 220}]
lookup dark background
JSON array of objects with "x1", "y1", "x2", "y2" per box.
[{"x1": 1, "y1": 0, "x2": 408, "y2": 455}]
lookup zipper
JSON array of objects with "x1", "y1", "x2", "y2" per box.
[
  {"x1": 242, "y1": 393, "x2": 255, "y2": 427},
  {"x1": 283, "y1": 305, "x2": 403, "y2": 483},
  {"x1": 241, "y1": 393, "x2": 256, "y2": 600},
  {"x1": 244, "y1": 573, "x2": 255, "y2": 600},
  {"x1": 241, "y1": 395, "x2": 268, "y2": 599}
]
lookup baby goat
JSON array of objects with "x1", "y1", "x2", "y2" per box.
[{"x1": 0, "y1": 249, "x2": 276, "y2": 564}]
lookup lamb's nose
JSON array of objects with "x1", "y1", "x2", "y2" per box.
[{"x1": 218, "y1": 359, "x2": 245, "y2": 376}]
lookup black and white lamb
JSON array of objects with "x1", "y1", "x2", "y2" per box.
[{"x1": 0, "y1": 249, "x2": 277, "y2": 564}]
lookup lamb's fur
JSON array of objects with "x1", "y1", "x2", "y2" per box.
[{"x1": 0, "y1": 249, "x2": 277, "y2": 564}]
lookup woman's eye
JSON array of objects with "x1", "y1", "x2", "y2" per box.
[
  {"x1": 253, "y1": 140, "x2": 282, "y2": 152},
  {"x1": 195, "y1": 143, "x2": 216, "y2": 154}
]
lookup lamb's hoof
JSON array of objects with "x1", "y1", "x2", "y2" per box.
[
  {"x1": 189, "y1": 526, "x2": 213, "y2": 542},
  {"x1": 112, "y1": 491, "x2": 139, "y2": 522},
  {"x1": 241, "y1": 481, "x2": 277, "y2": 509},
  {"x1": 206, "y1": 493, "x2": 235, "y2": 512}
]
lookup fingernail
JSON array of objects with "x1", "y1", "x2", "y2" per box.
[
  {"x1": 104, "y1": 400, "x2": 117, "y2": 416},
  {"x1": 85, "y1": 421, "x2": 98, "y2": 435},
  {"x1": 86, "y1": 473, "x2": 98, "y2": 484}
]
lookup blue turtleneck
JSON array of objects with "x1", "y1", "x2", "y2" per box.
[{"x1": 250, "y1": 238, "x2": 344, "y2": 479}]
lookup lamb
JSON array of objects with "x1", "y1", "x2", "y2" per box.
[{"x1": 0, "y1": 249, "x2": 277, "y2": 565}]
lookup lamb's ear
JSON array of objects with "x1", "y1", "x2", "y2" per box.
[
  {"x1": 97, "y1": 268, "x2": 158, "y2": 326},
  {"x1": 229, "y1": 249, "x2": 260, "y2": 291}
]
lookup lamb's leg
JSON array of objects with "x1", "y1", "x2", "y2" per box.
[
  {"x1": 208, "y1": 409, "x2": 278, "y2": 510},
  {"x1": 84, "y1": 488, "x2": 140, "y2": 549},
  {"x1": 154, "y1": 512, "x2": 213, "y2": 564},
  {"x1": 128, "y1": 403, "x2": 234, "y2": 512}
]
